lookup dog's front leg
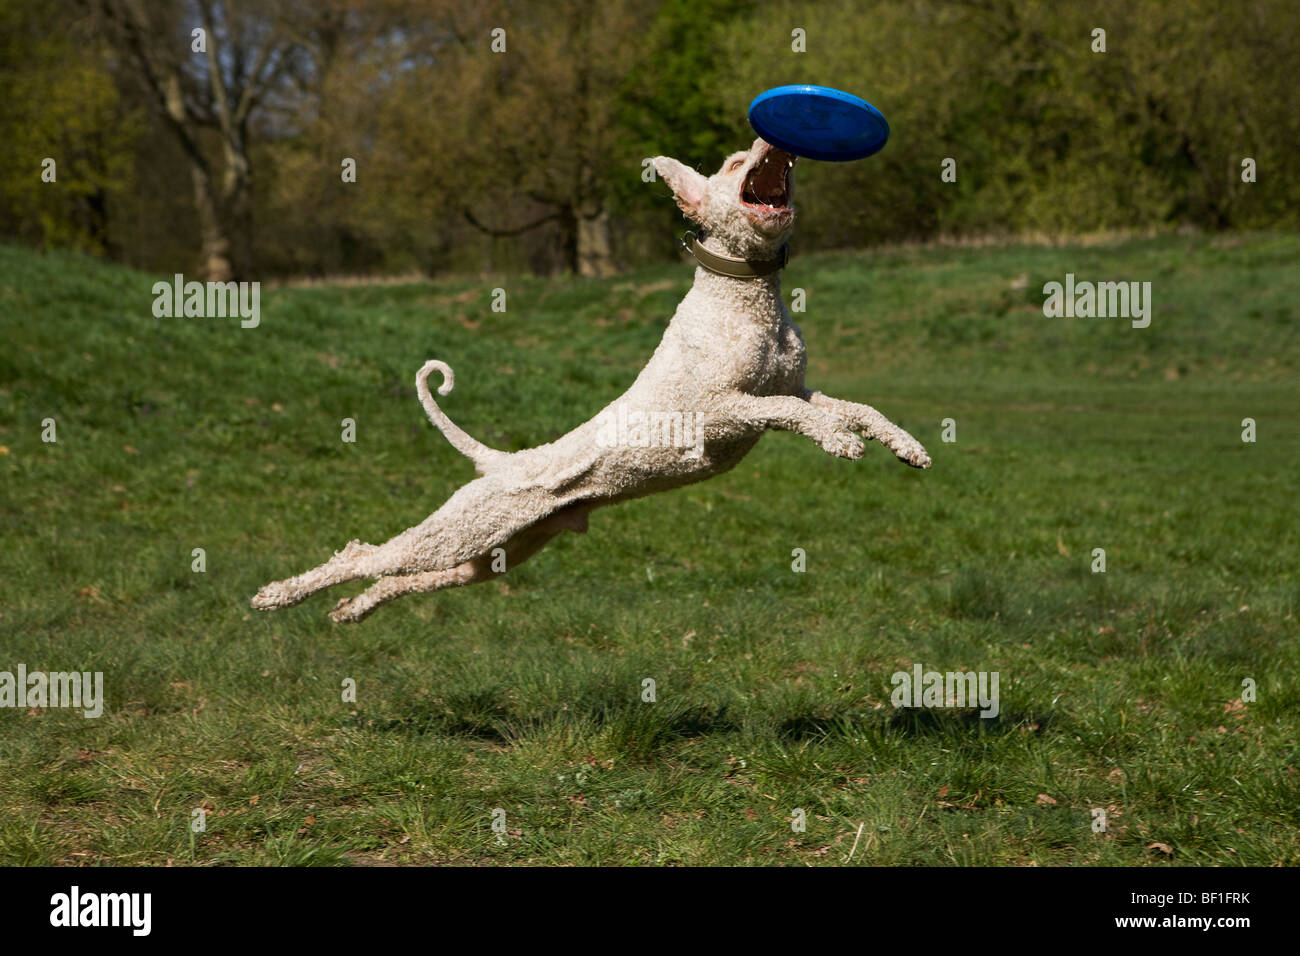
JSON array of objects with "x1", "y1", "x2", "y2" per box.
[
  {"x1": 713, "y1": 393, "x2": 864, "y2": 459},
  {"x1": 804, "y1": 390, "x2": 931, "y2": 468}
]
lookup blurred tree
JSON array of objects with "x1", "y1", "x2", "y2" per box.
[
  {"x1": 714, "y1": 0, "x2": 1300, "y2": 245},
  {"x1": 0, "y1": 0, "x2": 139, "y2": 254},
  {"x1": 246, "y1": 0, "x2": 386, "y2": 276},
  {"x1": 4, "y1": 0, "x2": 1297, "y2": 275},
  {"x1": 378, "y1": 0, "x2": 656, "y2": 276},
  {"x1": 617, "y1": 0, "x2": 756, "y2": 169},
  {"x1": 94, "y1": 0, "x2": 329, "y2": 279},
  {"x1": 609, "y1": 0, "x2": 754, "y2": 261}
]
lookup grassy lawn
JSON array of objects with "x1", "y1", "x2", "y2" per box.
[{"x1": 0, "y1": 233, "x2": 1296, "y2": 866}]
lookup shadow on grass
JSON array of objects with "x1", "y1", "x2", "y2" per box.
[
  {"x1": 883, "y1": 706, "x2": 1055, "y2": 738},
  {"x1": 371, "y1": 689, "x2": 1057, "y2": 752},
  {"x1": 372, "y1": 695, "x2": 744, "y2": 750}
]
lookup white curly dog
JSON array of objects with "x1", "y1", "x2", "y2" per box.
[{"x1": 252, "y1": 138, "x2": 930, "y2": 622}]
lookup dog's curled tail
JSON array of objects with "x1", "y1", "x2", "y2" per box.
[{"x1": 415, "y1": 360, "x2": 509, "y2": 473}]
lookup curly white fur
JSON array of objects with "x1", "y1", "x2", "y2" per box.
[{"x1": 252, "y1": 137, "x2": 930, "y2": 622}]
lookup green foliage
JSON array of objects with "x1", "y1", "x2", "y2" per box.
[{"x1": 616, "y1": 0, "x2": 756, "y2": 174}]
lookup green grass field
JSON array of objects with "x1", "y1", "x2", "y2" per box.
[{"x1": 1, "y1": 233, "x2": 1296, "y2": 866}]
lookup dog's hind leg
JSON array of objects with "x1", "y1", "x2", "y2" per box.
[
  {"x1": 328, "y1": 505, "x2": 590, "y2": 623},
  {"x1": 327, "y1": 557, "x2": 494, "y2": 623},
  {"x1": 252, "y1": 475, "x2": 586, "y2": 614},
  {"x1": 251, "y1": 508, "x2": 488, "y2": 611},
  {"x1": 251, "y1": 538, "x2": 383, "y2": 610}
]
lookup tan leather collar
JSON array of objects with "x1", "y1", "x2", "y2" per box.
[{"x1": 680, "y1": 231, "x2": 789, "y2": 279}]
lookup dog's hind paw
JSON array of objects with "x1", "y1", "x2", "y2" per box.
[
  {"x1": 328, "y1": 596, "x2": 371, "y2": 624},
  {"x1": 251, "y1": 582, "x2": 291, "y2": 610},
  {"x1": 251, "y1": 578, "x2": 318, "y2": 610}
]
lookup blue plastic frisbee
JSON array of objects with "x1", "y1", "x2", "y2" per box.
[{"x1": 748, "y1": 85, "x2": 889, "y2": 162}]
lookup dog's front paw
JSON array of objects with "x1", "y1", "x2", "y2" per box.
[
  {"x1": 885, "y1": 433, "x2": 931, "y2": 469},
  {"x1": 820, "y1": 426, "x2": 866, "y2": 460},
  {"x1": 910, "y1": 447, "x2": 932, "y2": 469}
]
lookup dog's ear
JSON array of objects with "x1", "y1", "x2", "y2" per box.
[{"x1": 652, "y1": 156, "x2": 708, "y2": 221}]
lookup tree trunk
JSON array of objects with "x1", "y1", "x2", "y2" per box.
[
  {"x1": 82, "y1": 186, "x2": 115, "y2": 258},
  {"x1": 217, "y1": 130, "x2": 253, "y2": 279},
  {"x1": 185, "y1": 137, "x2": 252, "y2": 282},
  {"x1": 191, "y1": 164, "x2": 234, "y2": 282},
  {"x1": 557, "y1": 204, "x2": 579, "y2": 275},
  {"x1": 577, "y1": 207, "x2": 615, "y2": 277}
]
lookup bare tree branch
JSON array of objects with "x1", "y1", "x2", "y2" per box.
[{"x1": 463, "y1": 207, "x2": 559, "y2": 237}]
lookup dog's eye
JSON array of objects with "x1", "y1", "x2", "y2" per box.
[{"x1": 729, "y1": 160, "x2": 744, "y2": 172}]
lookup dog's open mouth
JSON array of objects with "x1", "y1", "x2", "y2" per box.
[{"x1": 741, "y1": 147, "x2": 796, "y2": 216}]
